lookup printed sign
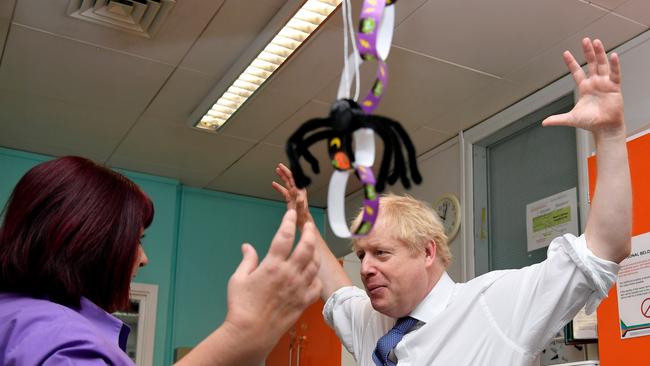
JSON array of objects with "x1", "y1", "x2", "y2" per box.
[
  {"x1": 525, "y1": 187, "x2": 579, "y2": 252},
  {"x1": 618, "y1": 231, "x2": 650, "y2": 339}
]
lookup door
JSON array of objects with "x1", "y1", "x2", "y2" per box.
[
  {"x1": 472, "y1": 94, "x2": 578, "y2": 275},
  {"x1": 472, "y1": 95, "x2": 596, "y2": 364},
  {"x1": 266, "y1": 299, "x2": 341, "y2": 366}
]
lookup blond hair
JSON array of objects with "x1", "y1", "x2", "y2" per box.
[{"x1": 352, "y1": 193, "x2": 452, "y2": 267}]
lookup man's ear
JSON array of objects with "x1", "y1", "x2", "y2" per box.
[{"x1": 423, "y1": 239, "x2": 437, "y2": 267}]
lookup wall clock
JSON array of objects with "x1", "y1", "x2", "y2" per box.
[{"x1": 433, "y1": 193, "x2": 461, "y2": 241}]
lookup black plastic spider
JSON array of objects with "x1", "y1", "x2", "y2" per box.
[{"x1": 285, "y1": 99, "x2": 422, "y2": 192}]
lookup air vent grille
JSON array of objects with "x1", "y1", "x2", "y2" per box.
[{"x1": 67, "y1": 0, "x2": 175, "y2": 38}]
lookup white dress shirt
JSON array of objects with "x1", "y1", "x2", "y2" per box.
[{"x1": 323, "y1": 234, "x2": 619, "y2": 366}]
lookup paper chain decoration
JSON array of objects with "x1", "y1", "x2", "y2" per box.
[{"x1": 285, "y1": 0, "x2": 422, "y2": 238}]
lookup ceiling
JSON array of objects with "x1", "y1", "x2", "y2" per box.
[{"x1": 0, "y1": 0, "x2": 647, "y2": 207}]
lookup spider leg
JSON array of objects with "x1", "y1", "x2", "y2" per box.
[
  {"x1": 391, "y1": 128, "x2": 411, "y2": 189},
  {"x1": 372, "y1": 117, "x2": 408, "y2": 187},
  {"x1": 286, "y1": 117, "x2": 331, "y2": 188},
  {"x1": 302, "y1": 130, "x2": 338, "y2": 173},
  {"x1": 387, "y1": 120, "x2": 423, "y2": 185},
  {"x1": 372, "y1": 116, "x2": 422, "y2": 187},
  {"x1": 285, "y1": 140, "x2": 311, "y2": 188},
  {"x1": 342, "y1": 129, "x2": 356, "y2": 165}
]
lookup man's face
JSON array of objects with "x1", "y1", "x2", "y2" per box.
[{"x1": 354, "y1": 217, "x2": 432, "y2": 318}]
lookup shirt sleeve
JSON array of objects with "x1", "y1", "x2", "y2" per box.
[
  {"x1": 482, "y1": 233, "x2": 619, "y2": 355},
  {"x1": 323, "y1": 286, "x2": 373, "y2": 356},
  {"x1": 42, "y1": 343, "x2": 125, "y2": 366},
  {"x1": 8, "y1": 320, "x2": 134, "y2": 366}
]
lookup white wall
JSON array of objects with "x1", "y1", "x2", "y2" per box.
[{"x1": 618, "y1": 33, "x2": 650, "y2": 136}]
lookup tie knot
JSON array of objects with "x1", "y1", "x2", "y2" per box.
[
  {"x1": 394, "y1": 316, "x2": 418, "y2": 334},
  {"x1": 372, "y1": 316, "x2": 419, "y2": 366}
]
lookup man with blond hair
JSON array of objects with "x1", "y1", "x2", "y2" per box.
[{"x1": 273, "y1": 38, "x2": 631, "y2": 366}]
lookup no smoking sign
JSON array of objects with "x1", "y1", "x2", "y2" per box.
[{"x1": 641, "y1": 298, "x2": 650, "y2": 319}]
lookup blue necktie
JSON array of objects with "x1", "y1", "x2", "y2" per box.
[{"x1": 372, "y1": 316, "x2": 418, "y2": 366}]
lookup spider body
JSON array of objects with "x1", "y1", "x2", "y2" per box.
[{"x1": 285, "y1": 99, "x2": 422, "y2": 192}]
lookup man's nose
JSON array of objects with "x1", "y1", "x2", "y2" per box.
[{"x1": 360, "y1": 256, "x2": 376, "y2": 277}]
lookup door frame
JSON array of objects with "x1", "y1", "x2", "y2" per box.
[
  {"x1": 460, "y1": 33, "x2": 650, "y2": 280},
  {"x1": 459, "y1": 74, "x2": 588, "y2": 280}
]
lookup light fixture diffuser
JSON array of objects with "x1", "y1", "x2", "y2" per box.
[{"x1": 195, "y1": 0, "x2": 342, "y2": 132}]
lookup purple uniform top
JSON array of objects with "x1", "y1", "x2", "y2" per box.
[{"x1": 0, "y1": 293, "x2": 134, "y2": 365}]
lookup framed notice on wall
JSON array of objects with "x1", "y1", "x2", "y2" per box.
[
  {"x1": 616, "y1": 231, "x2": 650, "y2": 339},
  {"x1": 525, "y1": 187, "x2": 580, "y2": 252}
]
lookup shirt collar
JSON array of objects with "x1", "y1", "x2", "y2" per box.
[
  {"x1": 78, "y1": 297, "x2": 131, "y2": 351},
  {"x1": 409, "y1": 272, "x2": 455, "y2": 323}
]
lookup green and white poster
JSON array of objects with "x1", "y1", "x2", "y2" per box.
[{"x1": 525, "y1": 187, "x2": 579, "y2": 252}]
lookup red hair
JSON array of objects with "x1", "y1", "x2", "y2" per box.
[{"x1": 0, "y1": 156, "x2": 154, "y2": 312}]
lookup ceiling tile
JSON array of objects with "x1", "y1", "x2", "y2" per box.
[
  {"x1": 426, "y1": 79, "x2": 530, "y2": 133},
  {"x1": 207, "y1": 140, "x2": 347, "y2": 207},
  {"x1": 0, "y1": 89, "x2": 137, "y2": 162},
  {"x1": 0, "y1": 25, "x2": 173, "y2": 114},
  {"x1": 393, "y1": 0, "x2": 605, "y2": 76},
  {"x1": 0, "y1": 20, "x2": 8, "y2": 59},
  {"x1": 371, "y1": 48, "x2": 499, "y2": 130},
  {"x1": 258, "y1": 0, "x2": 286, "y2": 9},
  {"x1": 408, "y1": 126, "x2": 454, "y2": 156},
  {"x1": 263, "y1": 24, "x2": 347, "y2": 100},
  {"x1": 306, "y1": 0, "x2": 433, "y2": 106},
  {"x1": 615, "y1": 0, "x2": 650, "y2": 26},
  {"x1": 328, "y1": 0, "x2": 429, "y2": 30},
  {"x1": 180, "y1": 0, "x2": 283, "y2": 75},
  {"x1": 316, "y1": 47, "x2": 500, "y2": 131},
  {"x1": 217, "y1": 24, "x2": 345, "y2": 141},
  {"x1": 216, "y1": 87, "x2": 307, "y2": 141},
  {"x1": 313, "y1": 52, "x2": 383, "y2": 106},
  {"x1": 13, "y1": 0, "x2": 224, "y2": 65},
  {"x1": 109, "y1": 117, "x2": 255, "y2": 187},
  {"x1": 0, "y1": 0, "x2": 14, "y2": 19},
  {"x1": 206, "y1": 143, "x2": 291, "y2": 202},
  {"x1": 0, "y1": 0, "x2": 15, "y2": 58},
  {"x1": 504, "y1": 12, "x2": 646, "y2": 93},
  {"x1": 264, "y1": 100, "x2": 331, "y2": 146},
  {"x1": 143, "y1": 67, "x2": 220, "y2": 123},
  {"x1": 589, "y1": 0, "x2": 629, "y2": 10}
]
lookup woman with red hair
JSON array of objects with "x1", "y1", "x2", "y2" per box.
[{"x1": 0, "y1": 156, "x2": 321, "y2": 365}]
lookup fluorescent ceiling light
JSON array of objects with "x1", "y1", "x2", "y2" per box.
[{"x1": 195, "y1": 0, "x2": 342, "y2": 132}]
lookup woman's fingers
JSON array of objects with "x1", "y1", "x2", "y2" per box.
[{"x1": 266, "y1": 209, "x2": 297, "y2": 260}]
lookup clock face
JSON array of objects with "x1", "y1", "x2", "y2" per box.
[{"x1": 434, "y1": 194, "x2": 461, "y2": 241}]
